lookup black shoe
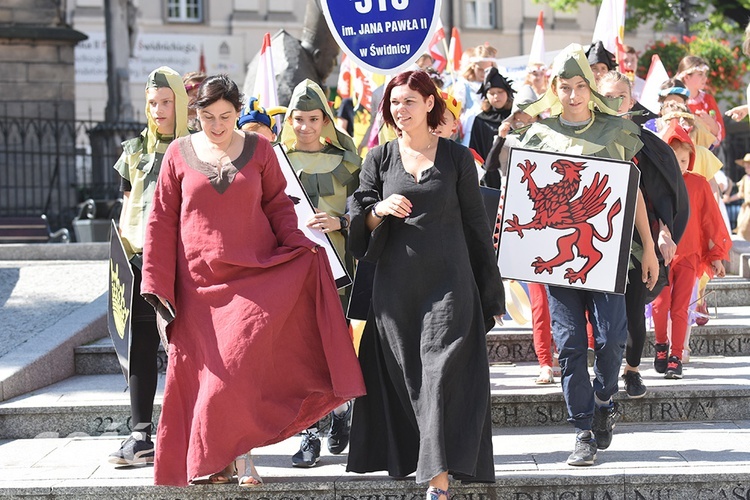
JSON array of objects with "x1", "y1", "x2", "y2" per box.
[
  {"x1": 567, "y1": 430, "x2": 597, "y2": 466},
  {"x1": 108, "y1": 436, "x2": 154, "y2": 466},
  {"x1": 665, "y1": 356, "x2": 683, "y2": 379},
  {"x1": 653, "y1": 343, "x2": 669, "y2": 373},
  {"x1": 622, "y1": 371, "x2": 647, "y2": 398},
  {"x1": 292, "y1": 431, "x2": 321, "y2": 468},
  {"x1": 591, "y1": 401, "x2": 621, "y2": 450},
  {"x1": 328, "y1": 402, "x2": 352, "y2": 455}
]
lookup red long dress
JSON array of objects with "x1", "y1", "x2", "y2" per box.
[{"x1": 141, "y1": 132, "x2": 365, "y2": 486}]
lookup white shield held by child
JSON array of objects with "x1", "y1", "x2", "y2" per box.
[{"x1": 498, "y1": 147, "x2": 640, "y2": 294}]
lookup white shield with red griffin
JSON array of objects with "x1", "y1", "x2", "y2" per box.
[{"x1": 498, "y1": 147, "x2": 640, "y2": 294}]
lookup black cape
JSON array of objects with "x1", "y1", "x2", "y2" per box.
[
  {"x1": 469, "y1": 107, "x2": 510, "y2": 161},
  {"x1": 635, "y1": 127, "x2": 690, "y2": 245}
]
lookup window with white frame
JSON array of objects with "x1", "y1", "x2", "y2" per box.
[
  {"x1": 464, "y1": 0, "x2": 495, "y2": 29},
  {"x1": 166, "y1": 0, "x2": 203, "y2": 23}
]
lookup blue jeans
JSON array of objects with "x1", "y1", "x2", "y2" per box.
[{"x1": 547, "y1": 286, "x2": 628, "y2": 431}]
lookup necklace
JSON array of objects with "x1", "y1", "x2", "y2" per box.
[
  {"x1": 206, "y1": 132, "x2": 235, "y2": 167},
  {"x1": 400, "y1": 136, "x2": 436, "y2": 158}
]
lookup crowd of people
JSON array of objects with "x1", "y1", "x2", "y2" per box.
[{"x1": 103, "y1": 21, "x2": 750, "y2": 500}]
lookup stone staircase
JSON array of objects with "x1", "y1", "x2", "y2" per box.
[{"x1": 0, "y1": 276, "x2": 749, "y2": 498}]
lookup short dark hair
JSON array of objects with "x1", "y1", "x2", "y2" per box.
[
  {"x1": 381, "y1": 70, "x2": 446, "y2": 131},
  {"x1": 192, "y1": 74, "x2": 244, "y2": 112}
]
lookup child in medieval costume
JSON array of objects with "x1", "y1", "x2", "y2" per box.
[
  {"x1": 517, "y1": 44, "x2": 659, "y2": 466},
  {"x1": 597, "y1": 71, "x2": 690, "y2": 399},
  {"x1": 108, "y1": 66, "x2": 191, "y2": 468},
  {"x1": 237, "y1": 96, "x2": 285, "y2": 142},
  {"x1": 279, "y1": 79, "x2": 362, "y2": 468},
  {"x1": 651, "y1": 122, "x2": 731, "y2": 379},
  {"x1": 727, "y1": 154, "x2": 750, "y2": 240},
  {"x1": 465, "y1": 67, "x2": 515, "y2": 161}
]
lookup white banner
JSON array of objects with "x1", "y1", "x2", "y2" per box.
[{"x1": 75, "y1": 32, "x2": 245, "y2": 83}]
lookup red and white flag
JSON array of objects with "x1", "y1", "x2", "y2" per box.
[
  {"x1": 199, "y1": 45, "x2": 206, "y2": 73},
  {"x1": 427, "y1": 21, "x2": 447, "y2": 73},
  {"x1": 592, "y1": 0, "x2": 627, "y2": 66},
  {"x1": 639, "y1": 54, "x2": 670, "y2": 114},
  {"x1": 337, "y1": 52, "x2": 373, "y2": 112},
  {"x1": 253, "y1": 33, "x2": 279, "y2": 110},
  {"x1": 447, "y1": 27, "x2": 463, "y2": 74},
  {"x1": 338, "y1": 53, "x2": 353, "y2": 100},
  {"x1": 528, "y1": 11, "x2": 545, "y2": 66}
]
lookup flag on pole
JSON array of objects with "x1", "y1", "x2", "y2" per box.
[
  {"x1": 338, "y1": 53, "x2": 353, "y2": 100},
  {"x1": 199, "y1": 45, "x2": 206, "y2": 74},
  {"x1": 592, "y1": 0, "x2": 627, "y2": 65},
  {"x1": 337, "y1": 52, "x2": 374, "y2": 112},
  {"x1": 448, "y1": 27, "x2": 463, "y2": 73},
  {"x1": 427, "y1": 21, "x2": 447, "y2": 73},
  {"x1": 528, "y1": 11, "x2": 545, "y2": 66},
  {"x1": 253, "y1": 33, "x2": 279, "y2": 110},
  {"x1": 639, "y1": 54, "x2": 670, "y2": 114}
]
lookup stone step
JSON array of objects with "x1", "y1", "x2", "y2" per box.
[
  {"x1": 74, "y1": 336, "x2": 167, "y2": 376},
  {"x1": 0, "y1": 420, "x2": 749, "y2": 499},
  {"x1": 77, "y1": 302, "x2": 750, "y2": 374},
  {"x1": 3, "y1": 356, "x2": 750, "y2": 439},
  {"x1": 705, "y1": 275, "x2": 750, "y2": 307},
  {"x1": 487, "y1": 323, "x2": 750, "y2": 363},
  {"x1": 488, "y1": 303, "x2": 750, "y2": 363}
]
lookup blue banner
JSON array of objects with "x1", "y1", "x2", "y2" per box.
[{"x1": 320, "y1": 0, "x2": 442, "y2": 74}]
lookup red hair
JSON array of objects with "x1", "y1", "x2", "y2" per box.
[{"x1": 380, "y1": 70, "x2": 446, "y2": 131}]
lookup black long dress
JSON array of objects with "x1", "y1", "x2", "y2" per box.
[{"x1": 346, "y1": 138, "x2": 505, "y2": 483}]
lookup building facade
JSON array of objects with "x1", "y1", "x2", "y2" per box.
[{"x1": 68, "y1": 0, "x2": 668, "y2": 122}]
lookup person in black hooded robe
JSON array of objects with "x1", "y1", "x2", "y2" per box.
[{"x1": 468, "y1": 67, "x2": 515, "y2": 161}]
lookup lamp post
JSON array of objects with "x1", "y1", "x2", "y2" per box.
[{"x1": 671, "y1": 0, "x2": 693, "y2": 38}]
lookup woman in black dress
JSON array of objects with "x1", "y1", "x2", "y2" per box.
[{"x1": 346, "y1": 70, "x2": 505, "y2": 500}]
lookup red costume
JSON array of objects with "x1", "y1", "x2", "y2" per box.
[
  {"x1": 687, "y1": 90, "x2": 725, "y2": 146},
  {"x1": 652, "y1": 124, "x2": 731, "y2": 359},
  {"x1": 140, "y1": 133, "x2": 365, "y2": 486}
]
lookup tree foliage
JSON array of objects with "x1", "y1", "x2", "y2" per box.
[{"x1": 536, "y1": 0, "x2": 750, "y2": 34}]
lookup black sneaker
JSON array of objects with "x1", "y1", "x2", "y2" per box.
[
  {"x1": 665, "y1": 356, "x2": 683, "y2": 379},
  {"x1": 591, "y1": 401, "x2": 621, "y2": 450},
  {"x1": 292, "y1": 431, "x2": 321, "y2": 468},
  {"x1": 108, "y1": 436, "x2": 154, "y2": 466},
  {"x1": 567, "y1": 430, "x2": 597, "y2": 466},
  {"x1": 653, "y1": 343, "x2": 669, "y2": 373},
  {"x1": 328, "y1": 402, "x2": 352, "y2": 455},
  {"x1": 622, "y1": 371, "x2": 647, "y2": 398}
]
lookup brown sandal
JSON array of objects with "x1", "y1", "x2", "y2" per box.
[{"x1": 191, "y1": 462, "x2": 235, "y2": 484}]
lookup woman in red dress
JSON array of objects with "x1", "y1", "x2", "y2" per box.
[{"x1": 141, "y1": 75, "x2": 365, "y2": 487}]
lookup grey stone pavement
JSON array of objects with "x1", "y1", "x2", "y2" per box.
[
  {"x1": 0, "y1": 244, "x2": 749, "y2": 497},
  {"x1": 0, "y1": 260, "x2": 107, "y2": 358}
]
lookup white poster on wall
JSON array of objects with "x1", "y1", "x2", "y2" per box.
[{"x1": 75, "y1": 33, "x2": 245, "y2": 83}]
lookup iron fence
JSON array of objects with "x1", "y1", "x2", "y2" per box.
[{"x1": 0, "y1": 109, "x2": 143, "y2": 235}]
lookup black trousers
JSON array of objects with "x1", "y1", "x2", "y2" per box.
[
  {"x1": 624, "y1": 260, "x2": 648, "y2": 368},
  {"x1": 128, "y1": 261, "x2": 161, "y2": 435}
]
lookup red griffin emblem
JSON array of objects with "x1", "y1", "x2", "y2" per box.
[{"x1": 504, "y1": 159, "x2": 622, "y2": 285}]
